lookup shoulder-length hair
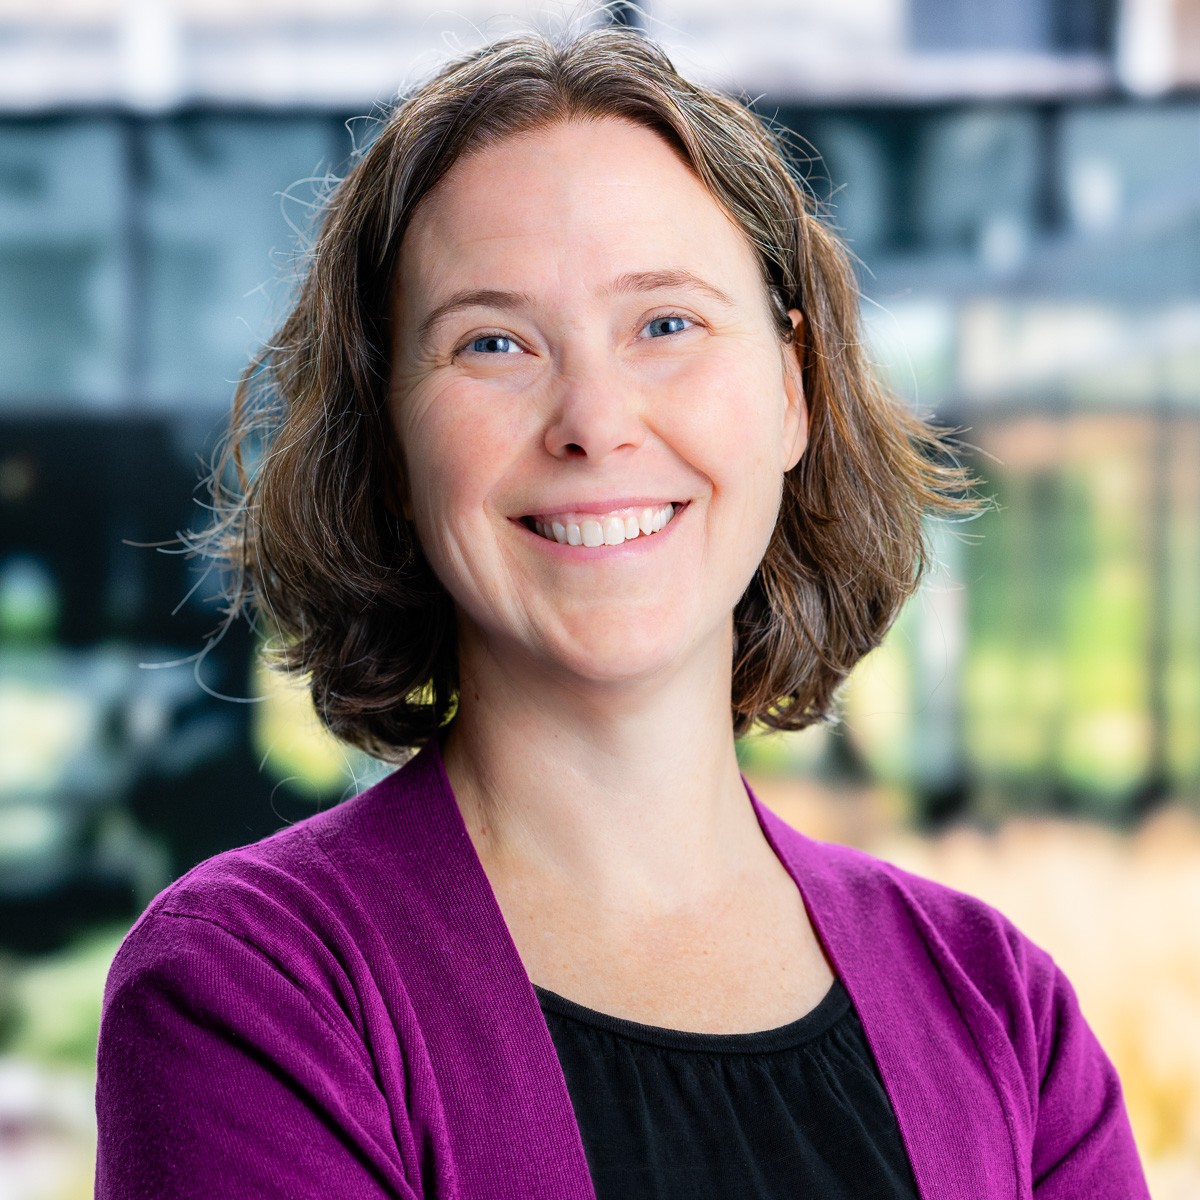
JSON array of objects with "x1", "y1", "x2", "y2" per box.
[{"x1": 198, "y1": 22, "x2": 978, "y2": 759}]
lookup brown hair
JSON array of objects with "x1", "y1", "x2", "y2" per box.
[{"x1": 197, "y1": 21, "x2": 979, "y2": 758}]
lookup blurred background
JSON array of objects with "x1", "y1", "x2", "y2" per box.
[{"x1": 1, "y1": 0, "x2": 1198, "y2": 1195}]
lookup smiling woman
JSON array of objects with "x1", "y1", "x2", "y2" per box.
[{"x1": 94, "y1": 21, "x2": 1149, "y2": 1200}]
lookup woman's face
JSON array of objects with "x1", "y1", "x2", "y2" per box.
[{"x1": 388, "y1": 116, "x2": 806, "y2": 691}]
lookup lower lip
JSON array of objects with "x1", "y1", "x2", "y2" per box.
[{"x1": 514, "y1": 504, "x2": 688, "y2": 558}]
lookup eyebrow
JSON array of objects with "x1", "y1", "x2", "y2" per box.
[
  {"x1": 414, "y1": 269, "x2": 737, "y2": 350},
  {"x1": 609, "y1": 269, "x2": 736, "y2": 306},
  {"x1": 416, "y1": 288, "x2": 533, "y2": 352}
]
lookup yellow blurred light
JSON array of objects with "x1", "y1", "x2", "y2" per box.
[{"x1": 249, "y1": 655, "x2": 353, "y2": 799}]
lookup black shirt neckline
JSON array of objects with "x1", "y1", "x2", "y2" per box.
[{"x1": 532, "y1": 976, "x2": 850, "y2": 1055}]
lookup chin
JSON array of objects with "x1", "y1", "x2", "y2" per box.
[
  {"x1": 551, "y1": 651, "x2": 677, "y2": 690},
  {"x1": 534, "y1": 620, "x2": 706, "y2": 691}
]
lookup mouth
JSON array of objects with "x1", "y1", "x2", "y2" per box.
[{"x1": 520, "y1": 502, "x2": 684, "y2": 548}]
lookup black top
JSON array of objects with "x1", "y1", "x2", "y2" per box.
[{"x1": 534, "y1": 977, "x2": 919, "y2": 1199}]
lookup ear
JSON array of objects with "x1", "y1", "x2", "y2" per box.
[{"x1": 780, "y1": 308, "x2": 808, "y2": 472}]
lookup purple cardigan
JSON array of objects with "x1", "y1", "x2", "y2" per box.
[{"x1": 95, "y1": 739, "x2": 1148, "y2": 1198}]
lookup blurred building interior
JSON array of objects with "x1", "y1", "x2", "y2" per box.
[
  {"x1": 6, "y1": 0, "x2": 1199, "y2": 936},
  {"x1": 1, "y1": 0, "x2": 1200, "y2": 1192}
]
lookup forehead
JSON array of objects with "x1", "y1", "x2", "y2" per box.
[{"x1": 395, "y1": 117, "x2": 763, "y2": 301}]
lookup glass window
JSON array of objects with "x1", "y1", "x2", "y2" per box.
[
  {"x1": 1059, "y1": 102, "x2": 1200, "y2": 301},
  {"x1": 142, "y1": 115, "x2": 335, "y2": 407},
  {"x1": 0, "y1": 119, "x2": 127, "y2": 408}
]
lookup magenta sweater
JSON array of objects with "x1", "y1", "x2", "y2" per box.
[{"x1": 95, "y1": 739, "x2": 1148, "y2": 1198}]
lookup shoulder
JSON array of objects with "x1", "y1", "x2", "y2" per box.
[
  {"x1": 124, "y1": 742, "x2": 445, "y2": 937},
  {"x1": 105, "y1": 764, "x2": 418, "y2": 1028},
  {"x1": 797, "y1": 843, "x2": 1147, "y2": 1195},
  {"x1": 129, "y1": 784, "x2": 370, "y2": 942},
  {"x1": 95, "y1": 780, "x2": 428, "y2": 1200},
  {"x1": 767, "y1": 819, "x2": 1064, "y2": 1043},
  {"x1": 779, "y1": 821, "x2": 1052, "y2": 971},
  {"x1": 837, "y1": 837, "x2": 1045, "y2": 972},
  {"x1": 105, "y1": 741, "x2": 466, "y2": 1022}
]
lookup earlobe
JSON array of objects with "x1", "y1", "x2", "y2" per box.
[{"x1": 782, "y1": 308, "x2": 808, "y2": 471}]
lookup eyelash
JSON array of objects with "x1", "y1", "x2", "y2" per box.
[
  {"x1": 455, "y1": 312, "x2": 700, "y2": 357},
  {"x1": 642, "y1": 314, "x2": 695, "y2": 339},
  {"x1": 457, "y1": 332, "x2": 523, "y2": 357}
]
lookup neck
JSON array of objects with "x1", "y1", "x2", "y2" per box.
[{"x1": 443, "y1": 625, "x2": 769, "y2": 917}]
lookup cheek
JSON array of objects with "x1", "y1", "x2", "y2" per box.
[
  {"x1": 665, "y1": 352, "x2": 788, "y2": 487},
  {"x1": 393, "y1": 383, "x2": 527, "y2": 557},
  {"x1": 674, "y1": 355, "x2": 790, "y2": 581}
]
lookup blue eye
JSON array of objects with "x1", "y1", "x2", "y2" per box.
[
  {"x1": 644, "y1": 315, "x2": 691, "y2": 338},
  {"x1": 466, "y1": 334, "x2": 521, "y2": 354}
]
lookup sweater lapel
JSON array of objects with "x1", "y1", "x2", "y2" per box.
[{"x1": 389, "y1": 740, "x2": 598, "y2": 1200}]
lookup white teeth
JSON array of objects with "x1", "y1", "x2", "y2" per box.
[{"x1": 530, "y1": 503, "x2": 677, "y2": 547}]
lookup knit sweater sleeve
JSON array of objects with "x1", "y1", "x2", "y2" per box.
[
  {"x1": 1021, "y1": 938, "x2": 1149, "y2": 1199},
  {"x1": 849, "y1": 846, "x2": 1152, "y2": 1199},
  {"x1": 94, "y1": 906, "x2": 419, "y2": 1200}
]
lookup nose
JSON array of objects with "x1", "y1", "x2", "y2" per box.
[{"x1": 542, "y1": 362, "x2": 647, "y2": 461}]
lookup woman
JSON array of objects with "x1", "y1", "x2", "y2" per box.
[{"x1": 95, "y1": 24, "x2": 1148, "y2": 1200}]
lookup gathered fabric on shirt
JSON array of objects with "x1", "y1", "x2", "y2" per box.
[{"x1": 534, "y1": 976, "x2": 919, "y2": 1200}]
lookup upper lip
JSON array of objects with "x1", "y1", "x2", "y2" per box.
[{"x1": 517, "y1": 497, "x2": 686, "y2": 520}]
